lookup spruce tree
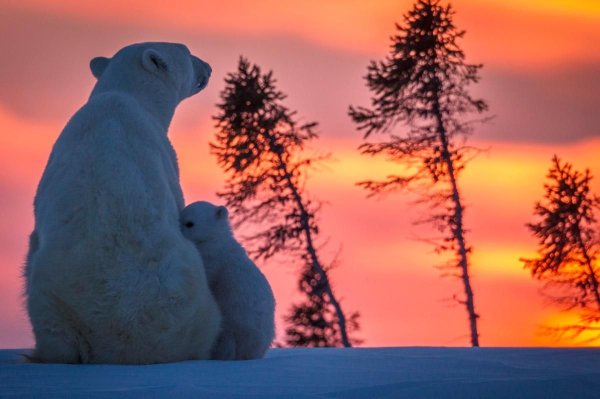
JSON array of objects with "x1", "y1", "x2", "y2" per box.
[
  {"x1": 349, "y1": 0, "x2": 487, "y2": 346},
  {"x1": 523, "y1": 156, "x2": 600, "y2": 342},
  {"x1": 213, "y1": 57, "x2": 359, "y2": 347}
]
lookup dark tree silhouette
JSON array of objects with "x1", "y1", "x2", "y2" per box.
[
  {"x1": 522, "y1": 156, "x2": 600, "y2": 342},
  {"x1": 348, "y1": 0, "x2": 487, "y2": 346},
  {"x1": 285, "y1": 259, "x2": 361, "y2": 347},
  {"x1": 212, "y1": 57, "x2": 359, "y2": 347}
]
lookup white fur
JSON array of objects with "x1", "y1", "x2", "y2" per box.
[
  {"x1": 24, "y1": 42, "x2": 221, "y2": 364},
  {"x1": 181, "y1": 201, "x2": 275, "y2": 360}
]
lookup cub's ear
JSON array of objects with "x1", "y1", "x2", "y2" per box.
[
  {"x1": 142, "y1": 49, "x2": 169, "y2": 73},
  {"x1": 90, "y1": 57, "x2": 110, "y2": 79},
  {"x1": 216, "y1": 206, "x2": 229, "y2": 219}
]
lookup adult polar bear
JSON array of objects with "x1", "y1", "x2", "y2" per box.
[{"x1": 25, "y1": 42, "x2": 221, "y2": 364}]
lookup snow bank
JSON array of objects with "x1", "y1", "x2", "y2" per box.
[{"x1": 1, "y1": 347, "x2": 599, "y2": 398}]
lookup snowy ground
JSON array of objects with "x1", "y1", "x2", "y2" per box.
[{"x1": 1, "y1": 347, "x2": 599, "y2": 398}]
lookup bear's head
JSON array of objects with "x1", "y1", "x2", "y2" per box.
[
  {"x1": 181, "y1": 201, "x2": 231, "y2": 245},
  {"x1": 89, "y1": 42, "x2": 211, "y2": 125}
]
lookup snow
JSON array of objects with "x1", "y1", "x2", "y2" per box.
[{"x1": 1, "y1": 347, "x2": 599, "y2": 398}]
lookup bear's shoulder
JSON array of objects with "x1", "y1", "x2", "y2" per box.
[
  {"x1": 58, "y1": 92, "x2": 163, "y2": 145},
  {"x1": 84, "y1": 92, "x2": 147, "y2": 120}
]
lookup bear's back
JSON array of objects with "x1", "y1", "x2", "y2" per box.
[
  {"x1": 35, "y1": 92, "x2": 183, "y2": 240},
  {"x1": 27, "y1": 90, "x2": 219, "y2": 362},
  {"x1": 200, "y1": 236, "x2": 275, "y2": 360},
  {"x1": 204, "y1": 237, "x2": 275, "y2": 326},
  {"x1": 25, "y1": 42, "x2": 222, "y2": 364}
]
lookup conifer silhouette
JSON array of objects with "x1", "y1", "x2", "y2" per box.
[
  {"x1": 349, "y1": 0, "x2": 488, "y2": 346},
  {"x1": 213, "y1": 57, "x2": 359, "y2": 347},
  {"x1": 523, "y1": 156, "x2": 600, "y2": 342}
]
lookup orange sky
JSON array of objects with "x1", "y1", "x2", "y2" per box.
[{"x1": 0, "y1": 0, "x2": 599, "y2": 348}]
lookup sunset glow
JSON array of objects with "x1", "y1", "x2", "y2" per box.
[{"x1": 0, "y1": 0, "x2": 598, "y2": 349}]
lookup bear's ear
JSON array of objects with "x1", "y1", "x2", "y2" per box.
[
  {"x1": 142, "y1": 49, "x2": 169, "y2": 74},
  {"x1": 216, "y1": 206, "x2": 228, "y2": 220},
  {"x1": 90, "y1": 57, "x2": 110, "y2": 79}
]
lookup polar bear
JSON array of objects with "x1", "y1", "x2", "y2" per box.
[
  {"x1": 24, "y1": 42, "x2": 221, "y2": 364},
  {"x1": 181, "y1": 201, "x2": 275, "y2": 360}
]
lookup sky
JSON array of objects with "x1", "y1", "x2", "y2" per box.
[{"x1": 0, "y1": 0, "x2": 599, "y2": 348}]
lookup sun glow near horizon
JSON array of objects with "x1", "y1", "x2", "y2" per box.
[{"x1": 2, "y1": 86, "x2": 600, "y2": 349}]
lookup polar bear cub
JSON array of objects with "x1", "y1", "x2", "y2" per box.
[
  {"x1": 181, "y1": 201, "x2": 275, "y2": 360},
  {"x1": 25, "y1": 43, "x2": 221, "y2": 364}
]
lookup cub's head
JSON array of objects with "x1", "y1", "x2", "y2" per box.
[
  {"x1": 89, "y1": 42, "x2": 211, "y2": 102},
  {"x1": 181, "y1": 201, "x2": 231, "y2": 245}
]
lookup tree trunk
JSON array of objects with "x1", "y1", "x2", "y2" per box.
[
  {"x1": 271, "y1": 143, "x2": 352, "y2": 347},
  {"x1": 433, "y1": 104, "x2": 480, "y2": 347}
]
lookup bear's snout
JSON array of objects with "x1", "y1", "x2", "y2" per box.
[{"x1": 193, "y1": 57, "x2": 212, "y2": 93}]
